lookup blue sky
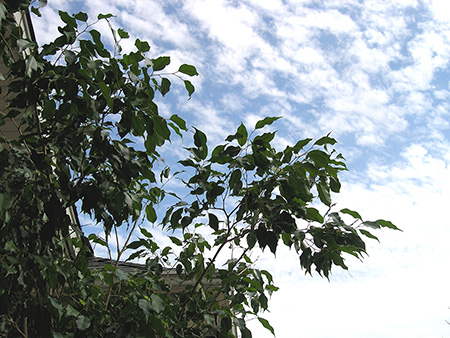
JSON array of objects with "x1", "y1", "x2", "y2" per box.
[{"x1": 34, "y1": 1, "x2": 450, "y2": 337}]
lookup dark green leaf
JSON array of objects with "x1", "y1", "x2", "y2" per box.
[
  {"x1": 97, "y1": 13, "x2": 114, "y2": 19},
  {"x1": 330, "y1": 176, "x2": 341, "y2": 192},
  {"x1": 169, "y1": 236, "x2": 182, "y2": 246},
  {"x1": 88, "y1": 234, "x2": 107, "y2": 247},
  {"x1": 159, "y1": 77, "x2": 171, "y2": 96},
  {"x1": 306, "y1": 207, "x2": 324, "y2": 223},
  {"x1": 140, "y1": 227, "x2": 153, "y2": 238},
  {"x1": 0, "y1": 194, "x2": 12, "y2": 211},
  {"x1": 359, "y1": 229, "x2": 379, "y2": 242},
  {"x1": 170, "y1": 114, "x2": 187, "y2": 131},
  {"x1": 258, "y1": 317, "x2": 275, "y2": 335},
  {"x1": 63, "y1": 50, "x2": 77, "y2": 64},
  {"x1": 59, "y1": 10, "x2": 76, "y2": 27},
  {"x1": 146, "y1": 205, "x2": 157, "y2": 223},
  {"x1": 293, "y1": 138, "x2": 312, "y2": 152},
  {"x1": 376, "y1": 219, "x2": 401, "y2": 231},
  {"x1": 255, "y1": 116, "x2": 281, "y2": 129},
  {"x1": 178, "y1": 64, "x2": 199, "y2": 76},
  {"x1": 135, "y1": 38, "x2": 150, "y2": 52},
  {"x1": 153, "y1": 116, "x2": 170, "y2": 143},
  {"x1": 98, "y1": 82, "x2": 113, "y2": 109},
  {"x1": 152, "y1": 56, "x2": 170, "y2": 71},
  {"x1": 127, "y1": 240, "x2": 143, "y2": 250},
  {"x1": 314, "y1": 135, "x2": 337, "y2": 146},
  {"x1": 307, "y1": 150, "x2": 329, "y2": 167},
  {"x1": 74, "y1": 12, "x2": 88, "y2": 22},
  {"x1": 117, "y1": 28, "x2": 129, "y2": 38},
  {"x1": 247, "y1": 231, "x2": 257, "y2": 249},
  {"x1": 208, "y1": 213, "x2": 219, "y2": 231},
  {"x1": 184, "y1": 80, "x2": 195, "y2": 98},
  {"x1": 317, "y1": 182, "x2": 331, "y2": 206},
  {"x1": 193, "y1": 128, "x2": 207, "y2": 160},
  {"x1": 237, "y1": 123, "x2": 248, "y2": 146},
  {"x1": 340, "y1": 208, "x2": 362, "y2": 220},
  {"x1": 25, "y1": 55, "x2": 38, "y2": 77}
]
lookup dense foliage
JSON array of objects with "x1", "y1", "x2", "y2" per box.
[{"x1": 0, "y1": 1, "x2": 399, "y2": 337}]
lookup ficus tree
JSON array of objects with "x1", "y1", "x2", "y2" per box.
[{"x1": 0, "y1": 1, "x2": 399, "y2": 337}]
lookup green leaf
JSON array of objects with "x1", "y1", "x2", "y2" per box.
[
  {"x1": 74, "y1": 12, "x2": 88, "y2": 22},
  {"x1": 152, "y1": 56, "x2": 170, "y2": 71},
  {"x1": 317, "y1": 182, "x2": 331, "y2": 206},
  {"x1": 150, "y1": 294, "x2": 165, "y2": 313},
  {"x1": 237, "y1": 123, "x2": 248, "y2": 146},
  {"x1": 193, "y1": 128, "x2": 208, "y2": 160},
  {"x1": 17, "y1": 39, "x2": 35, "y2": 53},
  {"x1": 178, "y1": 64, "x2": 199, "y2": 76},
  {"x1": 241, "y1": 328, "x2": 252, "y2": 338},
  {"x1": 63, "y1": 50, "x2": 77, "y2": 64},
  {"x1": 376, "y1": 219, "x2": 401, "y2": 231},
  {"x1": 363, "y1": 221, "x2": 381, "y2": 229},
  {"x1": 359, "y1": 229, "x2": 379, "y2": 242},
  {"x1": 184, "y1": 80, "x2": 195, "y2": 98},
  {"x1": 159, "y1": 77, "x2": 171, "y2": 96},
  {"x1": 116, "y1": 269, "x2": 129, "y2": 281},
  {"x1": 307, "y1": 149, "x2": 329, "y2": 167},
  {"x1": 117, "y1": 28, "x2": 129, "y2": 38},
  {"x1": 126, "y1": 240, "x2": 143, "y2": 250},
  {"x1": 340, "y1": 208, "x2": 362, "y2": 220},
  {"x1": 97, "y1": 13, "x2": 114, "y2": 19},
  {"x1": 229, "y1": 169, "x2": 242, "y2": 194},
  {"x1": 135, "y1": 39, "x2": 150, "y2": 52},
  {"x1": 306, "y1": 207, "x2": 324, "y2": 223},
  {"x1": 25, "y1": 55, "x2": 38, "y2": 77},
  {"x1": 208, "y1": 213, "x2": 219, "y2": 231},
  {"x1": 140, "y1": 227, "x2": 153, "y2": 238},
  {"x1": 146, "y1": 205, "x2": 157, "y2": 223},
  {"x1": 0, "y1": 194, "x2": 12, "y2": 211},
  {"x1": 247, "y1": 231, "x2": 257, "y2": 249},
  {"x1": 258, "y1": 317, "x2": 275, "y2": 335},
  {"x1": 153, "y1": 116, "x2": 170, "y2": 143},
  {"x1": 314, "y1": 135, "x2": 337, "y2": 146},
  {"x1": 169, "y1": 236, "x2": 182, "y2": 246},
  {"x1": 293, "y1": 138, "x2": 312, "y2": 152},
  {"x1": 330, "y1": 176, "x2": 341, "y2": 192},
  {"x1": 49, "y1": 297, "x2": 63, "y2": 319},
  {"x1": 170, "y1": 114, "x2": 187, "y2": 131},
  {"x1": 255, "y1": 116, "x2": 281, "y2": 129},
  {"x1": 0, "y1": 3, "x2": 6, "y2": 22},
  {"x1": 59, "y1": 10, "x2": 76, "y2": 27},
  {"x1": 66, "y1": 304, "x2": 80, "y2": 318},
  {"x1": 88, "y1": 234, "x2": 107, "y2": 247},
  {"x1": 98, "y1": 82, "x2": 113, "y2": 109},
  {"x1": 138, "y1": 299, "x2": 152, "y2": 318}
]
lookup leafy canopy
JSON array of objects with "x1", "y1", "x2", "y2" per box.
[{"x1": 0, "y1": 1, "x2": 399, "y2": 337}]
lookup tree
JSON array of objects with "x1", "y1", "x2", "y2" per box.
[{"x1": 0, "y1": 1, "x2": 399, "y2": 337}]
